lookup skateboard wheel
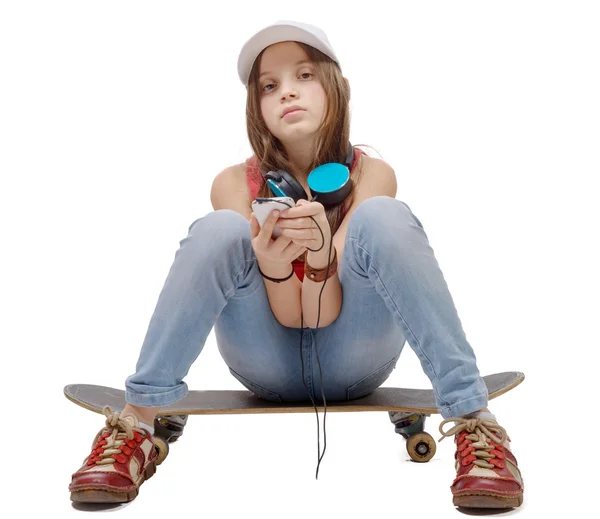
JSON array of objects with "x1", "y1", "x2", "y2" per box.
[
  {"x1": 154, "y1": 436, "x2": 169, "y2": 465},
  {"x1": 406, "y1": 432, "x2": 436, "y2": 462}
]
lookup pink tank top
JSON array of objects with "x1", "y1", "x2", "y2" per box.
[{"x1": 245, "y1": 149, "x2": 364, "y2": 282}]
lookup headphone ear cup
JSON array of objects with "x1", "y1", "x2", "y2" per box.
[
  {"x1": 262, "y1": 168, "x2": 308, "y2": 201},
  {"x1": 277, "y1": 170, "x2": 309, "y2": 201}
]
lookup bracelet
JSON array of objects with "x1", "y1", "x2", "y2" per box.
[
  {"x1": 258, "y1": 264, "x2": 295, "y2": 283},
  {"x1": 304, "y1": 247, "x2": 338, "y2": 282}
]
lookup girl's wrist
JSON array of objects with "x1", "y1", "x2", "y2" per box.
[
  {"x1": 307, "y1": 246, "x2": 336, "y2": 270},
  {"x1": 257, "y1": 261, "x2": 293, "y2": 279}
]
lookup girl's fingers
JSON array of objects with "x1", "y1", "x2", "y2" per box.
[{"x1": 258, "y1": 209, "x2": 279, "y2": 244}]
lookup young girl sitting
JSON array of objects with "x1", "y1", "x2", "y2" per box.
[{"x1": 69, "y1": 20, "x2": 524, "y2": 510}]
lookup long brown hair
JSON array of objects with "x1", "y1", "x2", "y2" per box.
[{"x1": 245, "y1": 41, "x2": 376, "y2": 238}]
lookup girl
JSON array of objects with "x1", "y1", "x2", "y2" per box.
[{"x1": 69, "y1": 20, "x2": 524, "y2": 509}]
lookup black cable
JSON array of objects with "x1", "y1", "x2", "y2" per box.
[{"x1": 298, "y1": 194, "x2": 333, "y2": 479}]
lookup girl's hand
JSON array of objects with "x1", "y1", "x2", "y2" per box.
[
  {"x1": 277, "y1": 199, "x2": 332, "y2": 252},
  {"x1": 249, "y1": 208, "x2": 307, "y2": 273}
]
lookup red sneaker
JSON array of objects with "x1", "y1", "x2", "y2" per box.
[
  {"x1": 69, "y1": 406, "x2": 159, "y2": 503},
  {"x1": 439, "y1": 416, "x2": 524, "y2": 508}
]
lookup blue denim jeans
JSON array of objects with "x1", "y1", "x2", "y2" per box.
[{"x1": 125, "y1": 196, "x2": 489, "y2": 419}]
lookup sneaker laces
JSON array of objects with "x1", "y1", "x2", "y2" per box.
[
  {"x1": 438, "y1": 417, "x2": 509, "y2": 470},
  {"x1": 86, "y1": 405, "x2": 147, "y2": 466}
]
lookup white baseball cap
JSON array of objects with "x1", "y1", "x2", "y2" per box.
[{"x1": 237, "y1": 20, "x2": 341, "y2": 87}]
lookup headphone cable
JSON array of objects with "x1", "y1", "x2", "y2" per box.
[{"x1": 299, "y1": 194, "x2": 332, "y2": 479}]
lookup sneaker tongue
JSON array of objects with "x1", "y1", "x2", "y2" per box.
[{"x1": 120, "y1": 413, "x2": 139, "y2": 429}]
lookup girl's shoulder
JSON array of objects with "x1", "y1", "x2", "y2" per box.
[
  {"x1": 354, "y1": 151, "x2": 395, "y2": 181},
  {"x1": 210, "y1": 160, "x2": 255, "y2": 217},
  {"x1": 352, "y1": 153, "x2": 397, "y2": 198}
]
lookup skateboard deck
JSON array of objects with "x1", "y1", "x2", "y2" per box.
[{"x1": 64, "y1": 371, "x2": 524, "y2": 416}]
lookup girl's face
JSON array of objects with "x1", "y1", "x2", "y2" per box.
[{"x1": 258, "y1": 41, "x2": 327, "y2": 147}]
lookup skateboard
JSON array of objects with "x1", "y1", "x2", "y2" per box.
[{"x1": 64, "y1": 371, "x2": 524, "y2": 464}]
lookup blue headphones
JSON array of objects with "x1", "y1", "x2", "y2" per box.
[{"x1": 259, "y1": 142, "x2": 355, "y2": 207}]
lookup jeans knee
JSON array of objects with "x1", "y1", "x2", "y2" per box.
[
  {"x1": 348, "y1": 196, "x2": 414, "y2": 235},
  {"x1": 185, "y1": 209, "x2": 250, "y2": 252}
]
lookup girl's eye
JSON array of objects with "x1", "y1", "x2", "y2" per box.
[{"x1": 262, "y1": 73, "x2": 314, "y2": 92}]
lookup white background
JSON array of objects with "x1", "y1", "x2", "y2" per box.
[{"x1": 2, "y1": 0, "x2": 598, "y2": 516}]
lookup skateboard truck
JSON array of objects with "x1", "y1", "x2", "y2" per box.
[
  {"x1": 151, "y1": 414, "x2": 189, "y2": 465},
  {"x1": 154, "y1": 414, "x2": 188, "y2": 443}
]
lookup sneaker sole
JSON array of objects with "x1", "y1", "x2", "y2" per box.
[
  {"x1": 70, "y1": 459, "x2": 157, "y2": 504},
  {"x1": 453, "y1": 491, "x2": 523, "y2": 509}
]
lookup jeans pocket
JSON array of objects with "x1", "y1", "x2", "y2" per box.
[
  {"x1": 346, "y1": 354, "x2": 400, "y2": 400},
  {"x1": 228, "y1": 367, "x2": 283, "y2": 403}
]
